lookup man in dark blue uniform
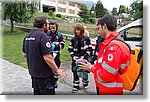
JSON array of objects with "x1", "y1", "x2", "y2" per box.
[
  {"x1": 47, "y1": 21, "x2": 65, "y2": 88},
  {"x1": 90, "y1": 35, "x2": 104, "y2": 64},
  {"x1": 22, "y1": 16, "x2": 67, "y2": 95}
]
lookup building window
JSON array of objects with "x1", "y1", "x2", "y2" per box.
[
  {"x1": 77, "y1": 4, "x2": 80, "y2": 8},
  {"x1": 69, "y1": 9, "x2": 75, "y2": 14},
  {"x1": 58, "y1": 7, "x2": 66, "y2": 13},
  {"x1": 69, "y1": 2, "x2": 75, "y2": 7},
  {"x1": 58, "y1": 0, "x2": 66, "y2": 5}
]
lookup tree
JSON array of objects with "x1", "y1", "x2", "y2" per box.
[
  {"x1": 78, "y1": 4, "x2": 90, "y2": 23},
  {"x1": 126, "y1": 7, "x2": 130, "y2": 14},
  {"x1": 2, "y1": 0, "x2": 38, "y2": 33},
  {"x1": 103, "y1": 8, "x2": 109, "y2": 15},
  {"x1": 90, "y1": 4, "x2": 96, "y2": 18},
  {"x1": 118, "y1": 5, "x2": 126, "y2": 14},
  {"x1": 111, "y1": 7, "x2": 118, "y2": 15},
  {"x1": 130, "y1": 0, "x2": 143, "y2": 20},
  {"x1": 95, "y1": 0, "x2": 105, "y2": 18}
]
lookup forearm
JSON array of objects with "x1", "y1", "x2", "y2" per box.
[{"x1": 44, "y1": 54, "x2": 59, "y2": 73}]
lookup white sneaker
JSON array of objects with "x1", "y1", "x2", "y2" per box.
[
  {"x1": 72, "y1": 88, "x2": 79, "y2": 93},
  {"x1": 84, "y1": 86, "x2": 88, "y2": 90}
]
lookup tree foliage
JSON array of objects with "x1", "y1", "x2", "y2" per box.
[
  {"x1": 111, "y1": 7, "x2": 118, "y2": 15},
  {"x1": 2, "y1": 0, "x2": 38, "y2": 33},
  {"x1": 130, "y1": 0, "x2": 143, "y2": 20},
  {"x1": 95, "y1": 0, "x2": 106, "y2": 18},
  {"x1": 78, "y1": 3, "x2": 90, "y2": 23},
  {"x1": 118, "y1": 5, "x2": 126, "y2": 14},
  {"x1": 90, "y1": 4, "x2": 96, "y2": 18}
]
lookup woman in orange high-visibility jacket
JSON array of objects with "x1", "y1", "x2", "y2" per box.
[{"x1": 80, "y1": 15, "x2": 130, "y2": 95}]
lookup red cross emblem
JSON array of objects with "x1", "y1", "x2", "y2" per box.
[{"x1": 108, "y1": 54, "x2": 113, "y2": 61}]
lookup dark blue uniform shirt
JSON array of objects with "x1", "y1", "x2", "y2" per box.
[{"x1": 23, "y1": 28, "x2": 54, "y2": 78}]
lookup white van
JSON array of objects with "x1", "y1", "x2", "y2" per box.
[
  {"x1": 117, "y1": 18, "x2": 143, "y2": 49},
  {"x1": 91, "y1": 18, "x2": 143, "y2": 49}
]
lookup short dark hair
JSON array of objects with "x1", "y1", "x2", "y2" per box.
[
  {"x1": 49, "y1": 21, "x2": 58, "y2": 30},
  {"x1": 34, "y1": 16, "x2": 47, "y2": 28},
  {"x1": 98, "y1": 15, "x2": 117, "y2": 31}
]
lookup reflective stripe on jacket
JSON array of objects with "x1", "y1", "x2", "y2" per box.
[
  {"x1": 68, "y1": 35, "x2": 93, "y2": 61},
  {"x1": 47, "y1": 30, "x2": 65, "y2": 51},
  {"x1": 90, "y1": 32, "x2": 130, "y2": 95}
]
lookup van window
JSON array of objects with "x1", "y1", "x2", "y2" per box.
[{"x1": 120, "y1": 26, "x2": 143, "y2": 41}]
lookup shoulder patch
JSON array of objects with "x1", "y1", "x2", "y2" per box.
[
  {"x1": 109, "y1": 46, "x2": 115, "y2": 50},
  {"x1": 108, "y1": 54, "x2": 113, "y2": 61},
  {"x1": 46, "y1": 42, "x2": 51, "y2": 48}
]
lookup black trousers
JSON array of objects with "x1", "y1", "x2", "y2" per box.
[
  {"x1": 72, "y1": 61, "x2": 79, "y2": 81},
  {"x1": 71, "y1": 61, "x2": 89, "y2": 82},
  {"x1": 31, "y1": 76, "x2": 55, "y2": 95},
  {"x1": 96, "y1": 87, "x2": 100, "y2": 95}
]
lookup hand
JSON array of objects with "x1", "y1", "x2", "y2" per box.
[
  {"x1": 56, "y1": 69, "x2": 67, "y2": 78},
  {"x1": 78, "y1": 61, "x2": 93, "y2": 71}
]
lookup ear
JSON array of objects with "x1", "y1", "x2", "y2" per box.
[
  {"x1": 103, "y1": 23, "x2": 107, "y2": 30},
  {"x1": 42, "y1": 24, "x2": 45, "y2": 28}
]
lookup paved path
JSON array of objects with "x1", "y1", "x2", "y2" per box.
[
  {"x1": 0, "y1": 58, "x2": 142, "y2": 95},
  {"x1": 0, "y1": 58, "x2": 93, "y2": 95},
  {"x1": 0, "y1": 58, "x2": 74, "y2": 95}
]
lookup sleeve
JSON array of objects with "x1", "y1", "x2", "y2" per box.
[
  {"x1": 40, "y1": 33, "x2": 52, "y2": 56},
  {"x1": 91, "y1": 36, "x2": 104, "y2": 64},
  {"x1": 83, "y1": 37, "x2": 93, "y2": 59},
  {"x1": 90, "y1": 50, "x2": 99, "y2": 64},
  {"x1": 22, "y1": 37, "x2": 26, "y2": 53},
  {"x1": 90, "y1": 38, "x2": 100, "y2": 64},
  {"x1": 68, "y1": 38, "x2": 74, "y2": 58},
  {"x1": 53, "y1": 33, "x2": 65, "y2": 51},
  {"x1": 96, "y1": 43, "x2": 122, "y2": 82}
]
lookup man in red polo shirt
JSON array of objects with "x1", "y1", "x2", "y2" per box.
[{"x1": 80, "y1": 15, "x2": 130, "y2": 95}]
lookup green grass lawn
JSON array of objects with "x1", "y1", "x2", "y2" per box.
[
  {"x1": 58, "y1": 22, "x2": 97, "y2": 38},
  {"x1": 2, "y1": 26, "x2": 28, "y2": 68},
  {"x1": 16, "y1": 22, "x2": 97, "y2": 38},
  {"x1": 1, "y1": 26, "x2": 71, "y2": 68},
  {"x1": 60, "y1": 40, "x2": 71, "y2": 63}
]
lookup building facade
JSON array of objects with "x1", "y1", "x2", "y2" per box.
[{"x1": 39, "y1": 0, "x2": 81, "y2": 17}]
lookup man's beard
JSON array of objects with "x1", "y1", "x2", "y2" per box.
[{"x1": 44, "y1": 29, "x2": 48, "y2": 33}]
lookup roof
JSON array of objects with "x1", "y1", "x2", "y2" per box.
[{"x1": 117, "y1": 18, "x2": 143, "y2": 32}]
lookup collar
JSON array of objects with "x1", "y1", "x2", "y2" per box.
[
  {"x1": 32, "y1": 27, "x2": 42, "y2": 32},
  {"x1": 50, "y1": 30, "x2": 58, "y2": 36},
  {"x1": 102, "y1": 32, "x2": 119, "y2": 46}
]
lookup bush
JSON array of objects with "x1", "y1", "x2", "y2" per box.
[
  {"x1": 48, "y1": 10, "x2": 54, "y2": 17},
  {"x1": 89, "y1": 18, "x2": 96, "y2": 24},
  {"x1": 56, "y1": 14, "x2": 62, "y2": 18}
]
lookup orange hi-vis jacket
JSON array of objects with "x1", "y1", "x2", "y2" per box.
[{"x1": 90, "y1": 32, "x2": 130, "y2": 95}]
